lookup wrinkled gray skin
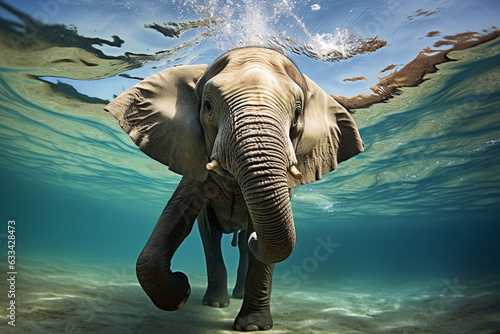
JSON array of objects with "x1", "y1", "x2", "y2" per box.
[{"x1": 105, "y1": 47, "x2": 364, "y2": 331}]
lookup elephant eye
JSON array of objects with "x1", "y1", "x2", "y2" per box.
[
  {"x1": 204, "y1": 100, "x2": 213, "y2": 113},
  {"x1": 293, "y1": 101, "x2": 302, "y2": 124}
]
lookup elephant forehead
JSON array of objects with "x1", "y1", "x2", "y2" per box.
[
  {"x1": 236, "y1": 67, "x2": 279, "y2": 85},
  {"x1": 208, "y1": 67, "x2": 302, "y2": 102}
]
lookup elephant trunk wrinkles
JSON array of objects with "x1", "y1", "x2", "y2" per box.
[{"x1": 228, "y1": 111, "x2": 296, "y2": 264}]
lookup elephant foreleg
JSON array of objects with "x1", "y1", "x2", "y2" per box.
[
  {"x1": 136, "y1": 177, "x2": 208, "y2": 311},
  {"x1": 234, "y1": 226, "x2": 274, "y2": 331},
  {"x1": 198, "y1": 205, "x2": 229, "y2": 308}
]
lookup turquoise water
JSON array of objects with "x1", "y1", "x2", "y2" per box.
[{"x1": 1, "y1": 0, "x2": 500, "y2": 332}]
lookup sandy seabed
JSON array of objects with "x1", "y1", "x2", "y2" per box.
[{"x1": 4, "y1": 257, "x2": 500, "y2": 333}]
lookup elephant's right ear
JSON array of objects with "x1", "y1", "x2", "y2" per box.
[
  {"x1": 105, "y1": 64, "x2": 210, "y2": 181},
  {"x1": 292, "y1": 74, "x2": 364, "y2": 186}
]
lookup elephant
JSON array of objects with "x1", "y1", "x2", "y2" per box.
[{"x1": 105, "y1": 47, "x2": 363, "y2": 331}]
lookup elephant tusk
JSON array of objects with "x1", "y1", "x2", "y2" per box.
[
  {"x1": 206, "y1": 160, "x2": 220, "y2": 171},
  {"x1": 290, "y1": 165, "x2": 303, "y2": 180}
]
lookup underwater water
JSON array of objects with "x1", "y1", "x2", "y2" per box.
[{"x1": 1, "y1": 0, "x2": 500, "y2": 333}]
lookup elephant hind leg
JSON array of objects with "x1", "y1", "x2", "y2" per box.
[
  {"x1": 198, "y1": 205, "x2": 229, "y2": 308},
  {"x1": 233, "y1": 229, "x2": 248, "y2": 299}
]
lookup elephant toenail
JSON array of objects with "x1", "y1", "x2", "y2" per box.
[{"x1": 245, "y1": 325, "x2": 259, "y2": 331}]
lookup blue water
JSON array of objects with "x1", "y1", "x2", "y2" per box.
[{"x1": 1, "y1": 0, "x2": 500, "y2": 332}]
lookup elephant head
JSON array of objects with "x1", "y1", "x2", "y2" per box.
[{"x1": 105, "y1": 47, "x2": 363, "y2": 307}]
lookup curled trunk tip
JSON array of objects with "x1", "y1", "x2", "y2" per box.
[{"x1": 248, "y1": 230, "x2": 295, "y2": 263}]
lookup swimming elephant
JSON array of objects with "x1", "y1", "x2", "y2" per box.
[{"x1": 105, "y1": 47, "x2": 363, "y2": 331}]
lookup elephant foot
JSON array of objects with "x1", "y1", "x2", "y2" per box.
[
  {"x1": 234, "y1": 305, "x2": 272, "y2": 331},
  {"x1": 202, "y1": 286, "x2": 229, "y2": 308}
]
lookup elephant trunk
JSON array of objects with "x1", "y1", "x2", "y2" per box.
[
  {"x1": 226, "y1": 110, "x2": 296, "y2": 264},
  {"x1": 242, "y1": 171, "x2": 295, "y2": 264}
]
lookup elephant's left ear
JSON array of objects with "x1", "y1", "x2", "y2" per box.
[
  {"x1": 105, "y1": 64, "x2": 210, "y2": 181},
  {"x1": 294, "y1": 75, "x2": 364, "y2": 185}
]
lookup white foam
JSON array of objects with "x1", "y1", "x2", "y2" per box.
[{"x1": 178, "y1": 0, "x2": 363, "y2": 61}]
